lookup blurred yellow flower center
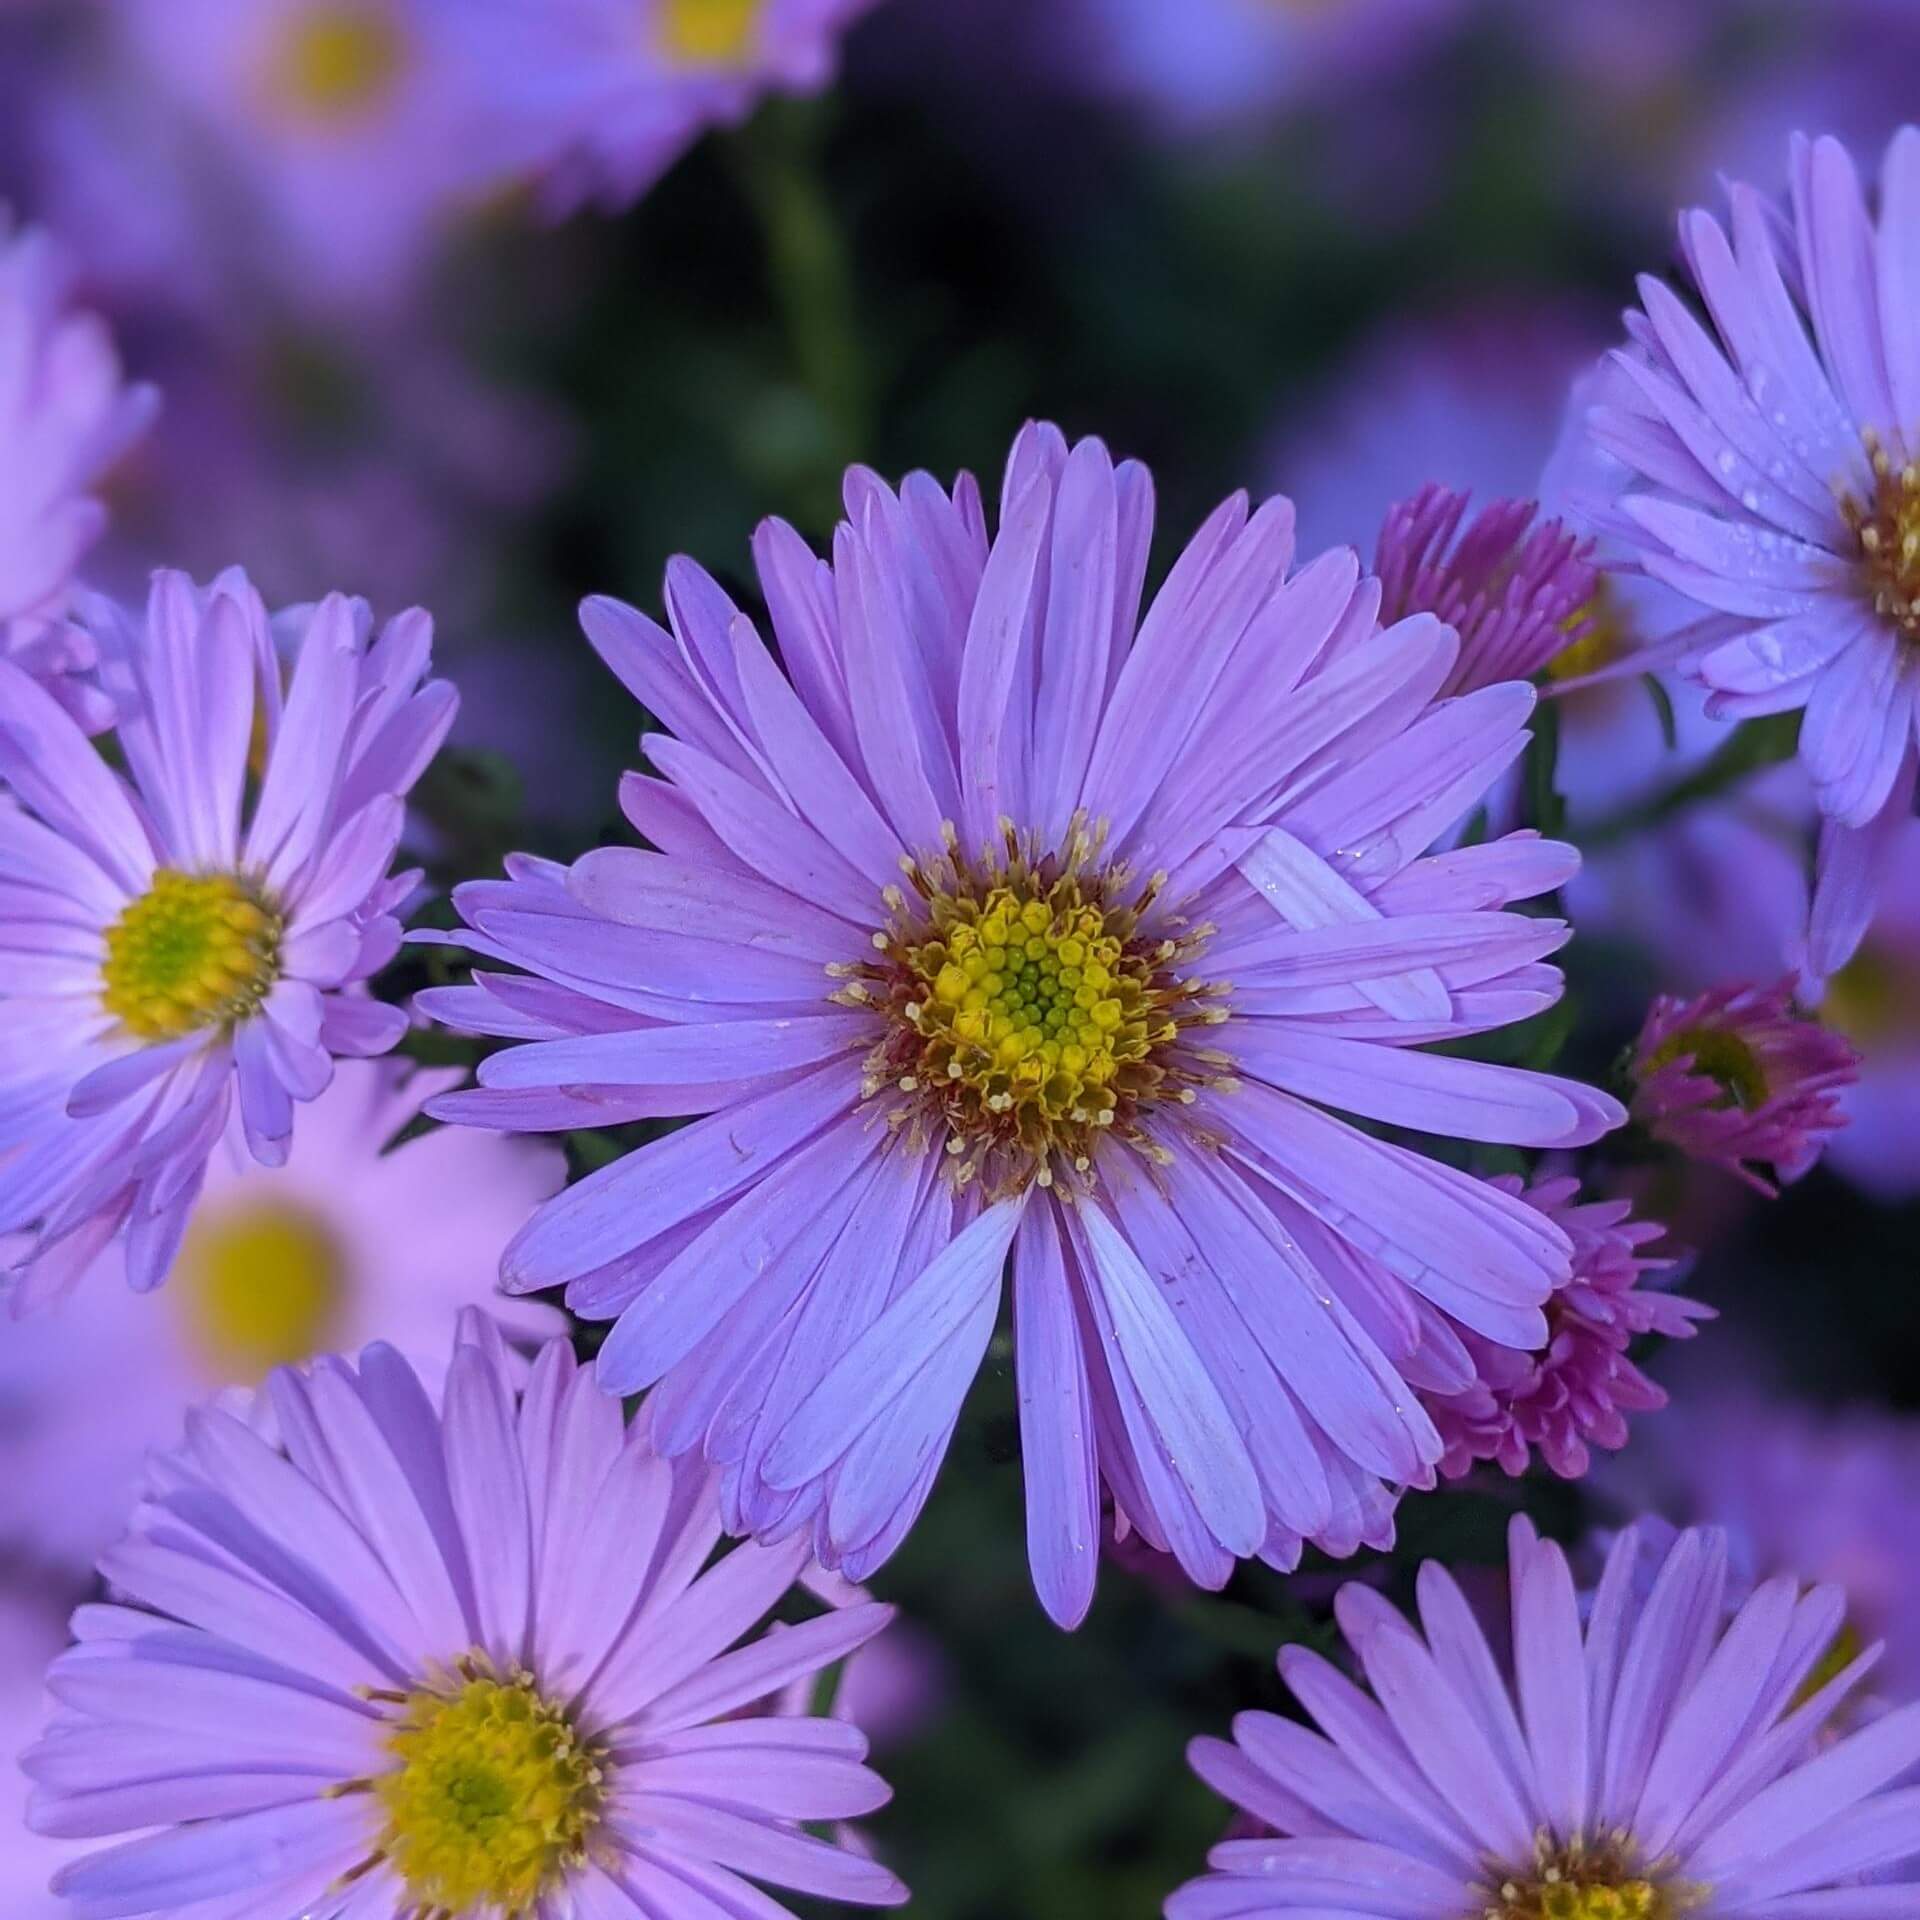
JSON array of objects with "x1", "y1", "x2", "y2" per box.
[
  {"x1": 658, "y1": 0, "x2": 761, "y2": 65},
  {"x1": 1490, "y1": 1836, "x2": 1692, "y2": 1920},
  {"x1": 1646, "y1": 1025, "x2": 1767, "y2": 1110},
  {"x1": 853, "y1": 825, "x2": 1228, "y2": 1191},
  {"x1": 1794, "y1": 1620, "x2": 1866, "y2": 1710},
  {"x1": 272, "y1": 5, "x2": 406, "y2": 120},
  {"x1": 375, "y1": 1672, "x2": 605, "y2": 1915},
  {"x1": 1822, "y1": 942, "x2": 1919, "y2": 1045},
  {"x1": 1547, "y1": 585, "x2": 1631, "y2": 681},
  {"x1": 101, "y1": 871, "x2": 282, "y2": 1042},
  {"x1": 175, "y1": 1199, "x2": 346, "y2": 1383},
  {"x1": 1845, "y1": 435, "x2": 1920, "y2": 641}
]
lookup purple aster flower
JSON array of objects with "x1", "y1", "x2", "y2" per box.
[
  {"x1": 1421, "y1": 1175, "x2": 1710, "y2": 1483},
  {"x1": 1589, "y1": 125, "x2": 1920, "y2": 980},
  {"x1": 96, "y1": 0, "x2": 487, "y2": 312},
  {"x1": 1175, "y1": 1516, "x2": 1920, "y2": 1920},
  {"x1": 1628, "y1": 978, "x2": 1859, "y2": 1193},
  {"x1": 0, "y1": 1058, "x2": 565, "y2": 1573},
  {"x1": 23, "y1": 1316, "x2": 907, "y2": 1920},
  {"x1": 0, "y1": 567, "x2": 455, "y2": 1302},
  {"x1": 420, "y1": 420, "x2": 1625, "y2": 1627},
  {"x1": 0, "y1": 1583, "x2": 75, "y2": 1920},
  {"x1": 0, "y1": 222, "x2": 156, "y2": 732},
  {"x1": 460, "y1": 0, "x2": 883, "y2": 215},
  {"x1": 1602, "y1": 1377, "x2": 1920, "y2": 1708},
  {"x1": 1373, "y1": 485, "x2": 1601, "y2": 697}
]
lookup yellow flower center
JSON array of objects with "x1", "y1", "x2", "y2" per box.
[
  {"x1": 658, "y1": 0, "x2": 762, "y2": 65},
  {"x1": 174, "y1": 1198, "x2": 347, "y2": 1383},
  {"x1": 100, "y1": 871, "x2": 282, "y2": 1042},
  {"x1": 374, "y1": 1671, "x2": 605, "y2": 1917},
  {"x1": 1823, "y1": 941, "x2": 1920, "y2": 1046},
  {"x1": 271, "y1": 5, "x2": 407, "y2": 120},
  {"x1": 1844, "y1": 434, "x2": 1920, "y2": 641},
  {"x1": 1546, "y1": 584, "x2": 1632, "y2": 682},
  {"x1": 846, "y1": 825, "x2": 1228, "y2": 1193},
  {"x1": 1794, "y1": 1619, "x2": 1866, "y2": 1711},
  {"x1": 1487, "y1": 1836, "x2": 1696, "y2": 1920},
  {"x1": 1645, "y1": 1024, "x2": 1768, "y2": 1110}
]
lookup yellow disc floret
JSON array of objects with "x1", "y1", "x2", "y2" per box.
[
  {"x1": 1845, "y1": 432, "x2": 1920, "y2": 641},
  {"x1": 658, "y1": 0, "x2": 762, "y2": 65},
  {"x1": 846, "y1": 820, "x2": 1231, "y2": 1192},
  {"x1": 101, "y1": 871, "x2": 283, "y2": 1042},
  {"x1": 1486, "y1": 1834, "x2": 1698, "y2": 1920},
  {"x1": 1644, "y1": 1024, "x2": 1768, "y2": 1110},
  {"x1": 174, "y1": 1199, "x2": 346, "y2": 1383},
  {"x1": 271, "y1": 5, "x2": 407, "y2": 120},
  {"x1": 374, "y1": 1671, "x2": 605, "y2": 1917}
]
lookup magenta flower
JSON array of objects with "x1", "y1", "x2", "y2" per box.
[
  {"x1": 1629, "y1": 978, "x2": 1859, "y2": 1193},
  {"x1": 0, "y1": 223, "x2": 156, "y2": 732},
  {"x1": 420, "y1": 421, "x2": 1624, "y2": 1626},
  {"x1": 0, "y1": 568, "x2": 454, "y2": 1302},
  {"x1": 23, "y1": 1318, "x2": 905, "y2": 1920},
  {"x1": 1373, "y1": 485, "x2": 1600, "y2": 696},
  {"x1": 1589, "y1": 125, "x2": 1920, "y2": 979},
  {"x1": 460, "y1": 0, "x2": 882, "y2": 214},
  {"x1": 0, "y1": 1059, "x2": 565, "y2": 1574},
  {"x1": 1176, "y1": 1516, "x2": 1920, "y2": 1920},
  {"x1": 1422, "y1": 1174, "x2": 1710, "y2": 1482}
]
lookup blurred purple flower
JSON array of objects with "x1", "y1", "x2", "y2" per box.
[
  {"x1": 1590, "y1": 126, "x2": 1920, "y2": 982},
  {"x1": 1602, "y1": 1380, "x2": 1920, "y2": 1707},
  {"x1": 0, "y1": 569, "x2": 454, "y2": 1301},
  {"x1": 420, "y1": 420, "x2": 1623, "y2": 1627},
  {"x1": 0, "y1": 1058, "x2": 564, "y2": 1574},
  {"x1": 90, "y1": 0, "x2": 486, "y2": 312},
  {"x1": 458, "y1": 0, "x2": 884, "y2": 215},
  {"x1": 24, "y1": 1319, "x2": 907, "y2": 1919},
  {"x1": 1629, "y1": 978, "x2": 1858, "y2": 1194},
  {"x1": 1423, "y1": 1174, "x2": 1708, "y2": 1482},
  {"x1": 1049, "y1": 0, "x2": 1464, "y2": 132},
  {"x1": 1373, "y1": 485, "x2": 1599, "y2": 697},
  {"x1": 1178, "y1": 1516, "x2": 1920, "y2": 1918},
  {"x1": 0, "y1": 221, "x2": 155, "y2": 731}
]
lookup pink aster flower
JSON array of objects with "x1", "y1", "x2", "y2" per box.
[
  {"x1": 0, "y1": 567, "x2": 455, "y2": 1301},
  {"x1": 0, "y1": 222, "x2": 156, "y2": 732},
  {"x1": 1421, "y1": 1175, "x2": 1710, "y2": 1482},
  {"x1": 1629, "y1": 978, "x2": 1859, "y2": 1193},
  {"x1": 1176, "y1": 1516, "x2": 1920, "y2": 1920},
  {"x1": 1372, "y1": 485, "x2": 1600, "y2": 697},
  {"x1": 23, "y1": 1317, "x2": 907, "y2": 1920},
  {"x1": 1589, "y1": 125, "x2": 1920, "y2": 980},
  {"x1": 460, "y1": 0, "x2": 883, "y2": 215},
  {"x1": 0, "y1": 1058, "x2": 564, "y2": 1574},
  {"x1": 420, "y1": 420, "x2": 1625, "y2": 1627}
]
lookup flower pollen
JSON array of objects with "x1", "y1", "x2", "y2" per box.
[
  {"x1": 271, "y1": 5, "x2": 406, "y2": 120},
  {"x1": 658, "y1": 0, "x2": 762, "y2": 65},
  {"x1": 373, "y1": 1669, "x2": 605, "y2": 1917},
  {"x1": 1844, "y1": 433, "x2": 1920, "y2": 641},
  {"x1": 101, "y1": 870, "x2": 282, "y2": 1042},
  {"x1": 848, "y1": 821, "x2": 1229, "y2": 1192},
  {"x1": 1487, "y1": 1834, "x2": 1695, "y2": 1920}
]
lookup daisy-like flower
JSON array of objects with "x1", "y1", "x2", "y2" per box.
[
  {"x1": 420, "y1": 420, "x2": 1624, "y2": 1627},
  {"x1": 0, "y1": 1058, "x2": 565, "y2": 1573},
  {"x1": 23, "y1": 1317, "x2": 905, "y2": 1920},
  {"x1": 460, "y1": 0, "x2": 882, "y2": 215},
  {"x1": 0, "y1": 222, "x2": 156, "y2": 732},
  {"x1": 1372, "y1": 486, "x2": 1600, "y2": 697},
  {"x1": 0, "y1": 566, "x2": 455, "y2": 1301},
  {"x1": 0, "y1": 1583, "x2": 75, "y2": 1920},
  {"x1": 1589, "y1": 124, "x2": 1920, "y2": 979},
  {"x1": 1628, "y1": 978, "x2": 1859, "y2": 1193},
  {"x1": 1174, "y1": 1516, "x2": 1920, "y2": 1920},
  {"x1": 1421, "y1": 1175, "x2": 1709, "y2": 1482}
]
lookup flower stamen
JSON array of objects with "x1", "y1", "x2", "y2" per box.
[
  {"x1": 100, "y1": 870, "x2": 283, "y2": 1042},
  {"x1": 1843, "y1": 433, "x2": 1920, "y2": 640}
]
